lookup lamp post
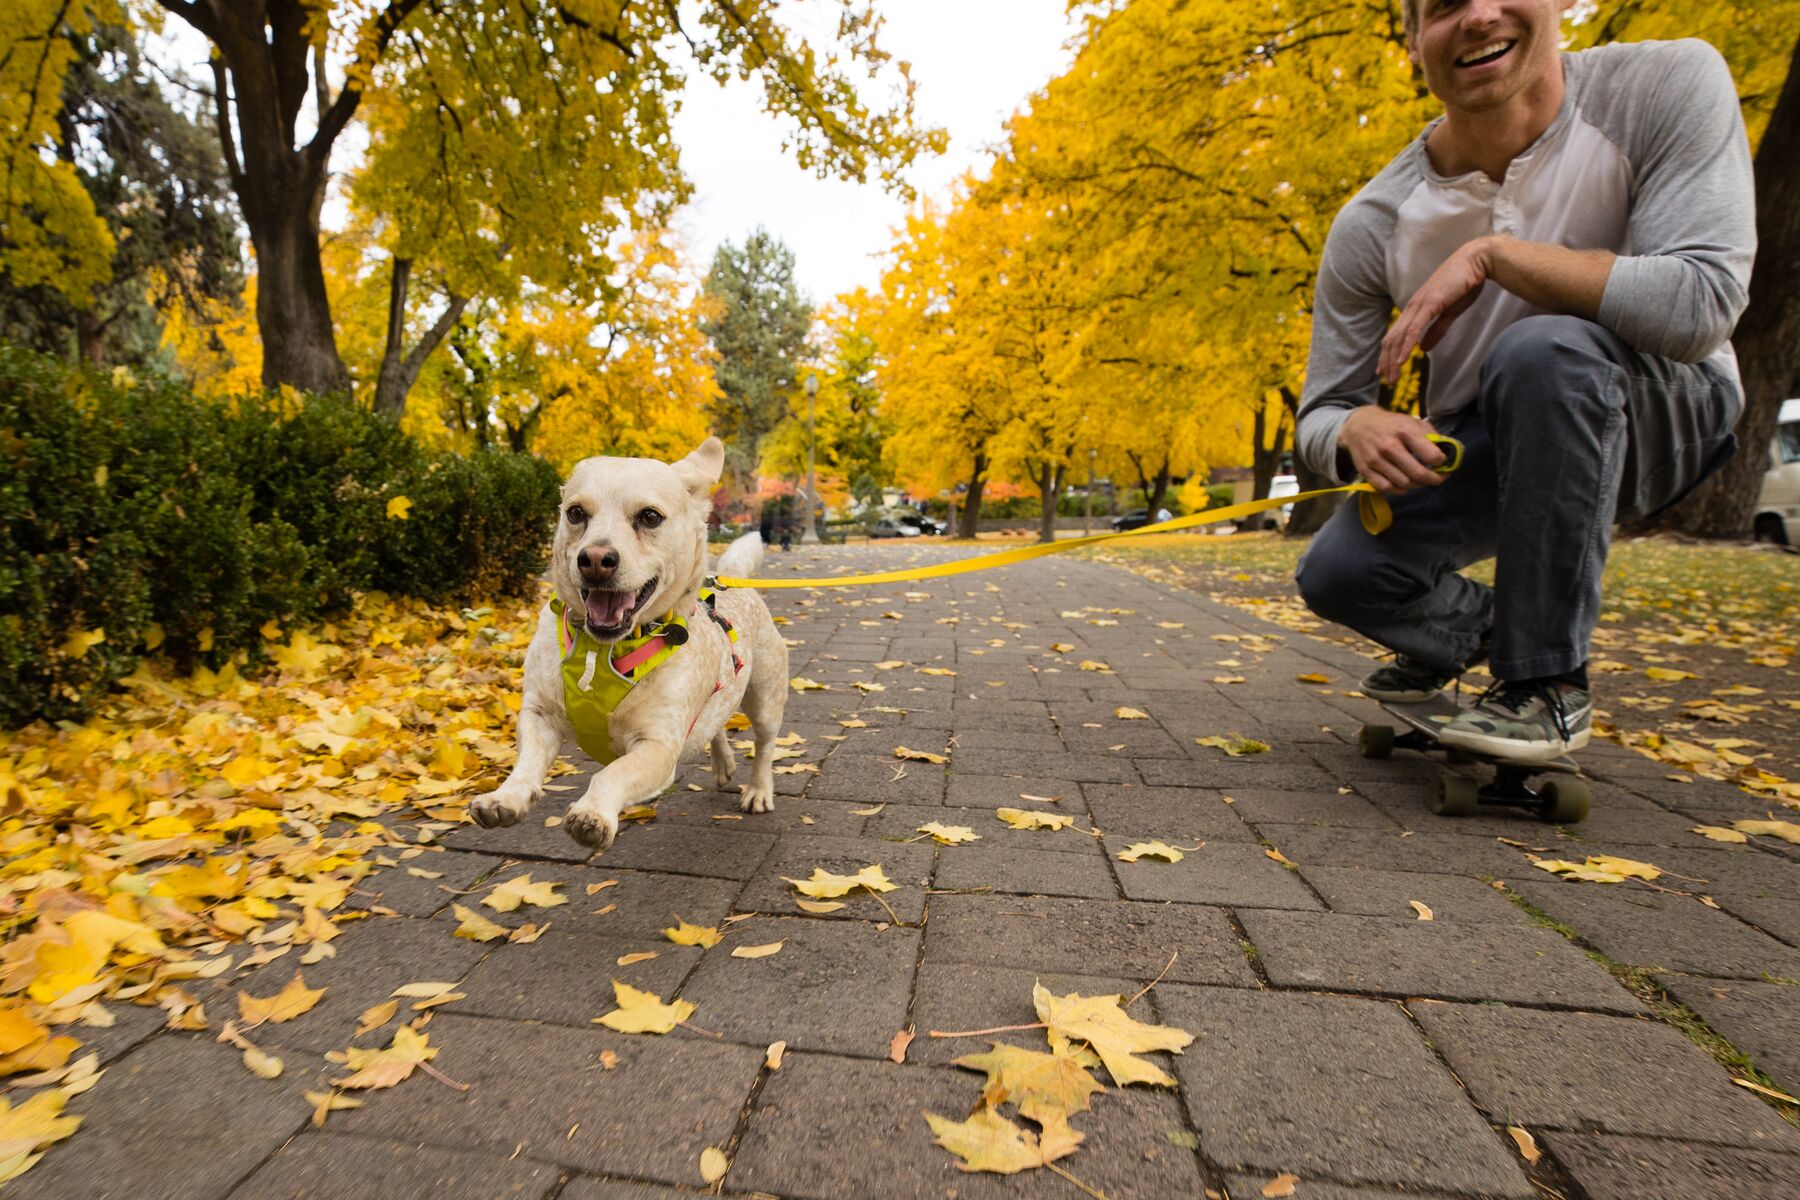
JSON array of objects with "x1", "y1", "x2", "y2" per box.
[{"x1": 801, "y1": 373, "x2": 820, "y2": 545}]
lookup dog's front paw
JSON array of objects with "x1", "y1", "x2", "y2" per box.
[
  {"x1": 470, "y1": 788, "x2": 531, "y2": 828},
  {"x1": 564, "y1": 804, "x2": 619, "y2": 851},
  {"x1": 739, "y1": 782, "x2": 775, "y2": 815}
]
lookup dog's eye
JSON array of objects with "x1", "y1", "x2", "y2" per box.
[
  {"x1": 636, "y1": 508, "x2": 664, "y2": 530},
  {"x1": 565, "y1": 505, "x2": 587, "y2": 526}
]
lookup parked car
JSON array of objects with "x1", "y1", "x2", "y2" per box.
[
  {"x1": 1754, "y1": 399, "x2": 1800, "y2": 545},
  {"x1": 866, "y1": 507, "x2": 944, "y2": 536},
  {"x1": 1111, "y1": 507, "x2": 1172, "y2": 532},
  {"x1": 866, "y1": 516, "x2": 923, "y2": 538}
]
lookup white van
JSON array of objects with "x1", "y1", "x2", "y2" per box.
[{"x1": 1755, "y1": 399, "x2": 1800, "y2": 545}]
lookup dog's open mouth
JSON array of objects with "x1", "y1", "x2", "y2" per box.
[{"x1": 581, "y1": 578, "x2": 658, "y2": 638}]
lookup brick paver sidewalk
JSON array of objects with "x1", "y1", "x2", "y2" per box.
[{"x1": 17, "y1": 545, "x2": 1800, "y2": 1200}]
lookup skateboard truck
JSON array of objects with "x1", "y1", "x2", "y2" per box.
[{"x1": 1358, "y1": 696, "x2": 1590, "y2": 823}]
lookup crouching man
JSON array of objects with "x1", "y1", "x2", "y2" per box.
[{"x1": 1294, "y1": 0, "x2": 1755, "y2": 762}]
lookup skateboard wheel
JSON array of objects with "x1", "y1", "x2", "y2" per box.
[
  {"x1": 1358, "y1": 724, "x2": 1396, "y2": 759},
  {"x1": 1435, "y1": 773, "x2": 1479, "y2": 816},
  {"x1": 1539, "y1": 778, "x2": 1590, "y2": 824}
]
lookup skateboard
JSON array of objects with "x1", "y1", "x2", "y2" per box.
[{"x1": 1356, "y1": 692, "x2": 1590, "y2": 823}]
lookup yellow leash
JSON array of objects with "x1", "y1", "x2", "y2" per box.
[{"x1": 718, "y1": 436, "x2": 1462, "y2": 590}]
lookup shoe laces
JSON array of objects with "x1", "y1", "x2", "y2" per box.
[{"x1": 1479, "y1": 679, "x2": 1572, "y2": 742}]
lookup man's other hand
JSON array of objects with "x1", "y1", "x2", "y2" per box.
[
  {"x1": 1380, "y1": 237, "x2": 1492, "y2": 384},
  {"x1": 1338, "y1": 407, "x2": 1446, "y2": 495}
]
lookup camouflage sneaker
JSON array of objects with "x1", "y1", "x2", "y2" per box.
[
  {"x1": 1438, "y1": 679, "x2": 1592, "y2": 762},
  {"x1": 1361, "y1": 656, "x2": 1464, "y2": 702}
]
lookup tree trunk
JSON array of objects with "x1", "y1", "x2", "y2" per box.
[
  {"x1": 1036, "y1": 461, "x2": 1065, "y2": 544},
  {"x1": 172, "y1": 0, "x2": 425, "y2": 396},
  {"x1": 1251, "y1": 401, "x2": 1283, "y2": 502},
  {"x1": 957, "y1": 454, "x2": 988, "y2": 539},
  {"x1": 1146, "y1": 458, "x2": 1172, "y2": 516},
  {"x1": 373, "y1": 257, "x2": 470, "y2": 418},
  {"x1": 75, "y1": 309, "x2": 105, "y2": 365},
  {"x1": 1663, "y1": 36, "x2": 1800, "y2": 538},
  {"x1": 1279, "y1": 385, "x2": 1344, "y2": 535}
]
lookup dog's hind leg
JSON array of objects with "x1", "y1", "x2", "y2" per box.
[
  {"x1": 710, "y1": 730, "x2": 736, "y2": 791},
  {"x1": 738, "y1": 657, "x2": 787, "y2": 815}
]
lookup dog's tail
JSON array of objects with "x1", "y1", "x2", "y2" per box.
[{"x1": 714, "y1": 531, "x2": 764, "y2": 580}]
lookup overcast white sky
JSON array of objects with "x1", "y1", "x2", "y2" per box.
[{"x1": 669, "y1": 0, "x2": 1081, "y2": 306}]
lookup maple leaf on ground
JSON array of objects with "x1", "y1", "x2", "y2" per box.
[
  {"x1": 1532, "y1": 855, "x2": 1662, "y2": 884},
  {"x1": 916, "y1": 822, "x2": 980, "y2": 845},
  {"x1": 954, "y1": 1042, "x2": 1105, "y2": 1128},
  {"x1": 481, "y1": 873, "x2": 567, "y2": 913},
  {"x1": 1193, "y1": 734, "x2": 1271, "y2": 756},
  {"x1": 1118, "y1": 841, "x2": 1184, "y2": 863},
  {"x1": 333, "y1": 1024, "x2": 437, "y2": 1089},
  {"x1": 894, "y1": 746, "x2": 948, "y2": 764},
  {"x1": 1114, "y1": 707, "x2": 1149, "y2": 720},
  {"x1": 594, "y1": 981, "x2": 694, "y2": 1035},
  {"x1": 237, "y1": 973, "x2": 326, "y2": 1025},
  {"x1": 0, "y1": 1090, "x2": 83, "y2": 1176},
  {"x1": 1033, "y1": 983, "x2": 1194, "y2": 1087},
  {"x1": 925, "y1": 1105, "x2": 1082, "y2": 1174},
  {"x1": 452, "y1": 904, "x2": 509, "y2": 942},
  {"x1": 995, "y1": 808, "x2": 1074, "y2": 832},
  {"x1": 1734, "y1": 818, "x2": 1800, "y2": 844},
  {"x1": 304, "y1": 1090, "x2": 364, "y2": 1127},
  {"x1": 781, "y1": 865, "x2": 897, "y2": 899},
  {"x1": 663, "y1": 920, "x2": 723, "y2": 949}
]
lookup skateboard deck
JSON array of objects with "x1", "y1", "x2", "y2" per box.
[{"x1": 1358, "y1": 692, "x2": 1589, "y2": 822}]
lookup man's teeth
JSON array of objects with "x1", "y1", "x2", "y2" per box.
[{"x1": 1457, "y1": 40, "x2": 1513, "y2": 66}]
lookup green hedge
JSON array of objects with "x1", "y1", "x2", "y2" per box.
[{"x1": 0, "y1": 347, "x2": 558, "y2": 727}]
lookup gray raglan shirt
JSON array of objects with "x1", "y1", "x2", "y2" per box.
[{"x1": 1296, "y1": 39, "x2": 1756, "y2": 484}]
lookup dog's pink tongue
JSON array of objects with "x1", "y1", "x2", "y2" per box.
[{"x1": 585, "y1": 589, "x2": 635, "y2": 628}]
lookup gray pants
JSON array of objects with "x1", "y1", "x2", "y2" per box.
[{"x1": 1296, "y1": 315, "x2": 1741, "y2": 681}]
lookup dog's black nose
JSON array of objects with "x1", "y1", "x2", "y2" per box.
[{"x1": 578, "y1": 546, "x2": 619, "y2": 574}]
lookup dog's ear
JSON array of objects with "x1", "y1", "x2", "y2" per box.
[{"x1": 670, "y1": 437, "x2": 725, "y2": 501}]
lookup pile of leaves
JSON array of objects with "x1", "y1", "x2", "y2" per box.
[{"x1": 0, "y1": 586, "x2": 540, "y2": 1182}]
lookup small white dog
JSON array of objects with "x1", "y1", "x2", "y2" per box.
[{"x1": 470, "y1": 436, "x2": 789, "y2": 851}]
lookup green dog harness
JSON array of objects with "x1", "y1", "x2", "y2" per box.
[{"x1": 550, "y1": 581, "x2": 741, "y2": 765}]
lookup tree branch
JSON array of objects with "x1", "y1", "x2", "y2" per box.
[
  {"x1": 307, "y1": 0, "x2": 427, "y2": 160},
  {"x1": 208, "y1": 54, "x2": 242, "y2": 185}
]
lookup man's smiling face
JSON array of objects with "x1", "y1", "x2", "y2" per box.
[{"x1": 1410, "y1": 0, "x2": 1573, "y2": 116}]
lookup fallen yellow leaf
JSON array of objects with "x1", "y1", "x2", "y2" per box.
[
  {"x1": 481, "y1": 873, "x2": 567, "y2": 913},
  {"x1": 895, "y1": 746, "x2": 948, "y2": 764},
  {"x1": 730, "y1": 941, "x2": 785, "y2": 959},
  {"x1": 995, "y1": 808, "x2": 1074, "y2": 832},
  {"x1": 1733, "y1": 819, "x2": 1800, "y2": 844},
  {"x1": 700, "y1": 1146, "x2": 730, "y2": 1184},
  {"x1": 1194, "y1": 734, "x2": 1271, "y2": 756},
  {"x1": 1118, "y1": 841, "x2": 1184, "y2": 863},
  {"x1": 1409, "y1": 900, "x2": 1434, "y2": 921},
  {"x1": 925, "y1": 1105, "x2": 1081, "y2": 1174},
  {"x1": 794, "y1": 899, "x2": 846, "y2": 914},
  {"x1": 333, "y1": 1024, "x2": 436, "y2": 1089},
  {"x1": 237, "y1": 973, "x2": 326, "y2": 1026},
  {"x1": 782, "y1": 864, "x2": 897, "y2": 898},
  {"x1": 593, "y1": 981, "x2": 693, "y2": 1035},
  {"x1": 1261, "y1": 1172, "x2": 1300, "y2": 1198},
  {"x1": 355, "y1": 1000, "x2": 398, "y2": 1036},
  {"x1": 451, "y1": 904, "x2": 509, "y2": 942},
  {"x1": 663, "y1": 920, "x2": 723, "y2": 949},
  {"x1": 1114, "y1": 706, "x2": 1150, "y2": 720},
  {"x1": 615, "y1": 952, "x2": 659, "y2": 966},
  {"x1": 1692, "y1": 825, "x2": 1749, "y2": 844},
  {"x1": 1033, "y1": 983, "x2": 1193, "y2": 1087},
  {"x1": 916, "y1": 822, "x2": 980, "y2": 845},
  {"x1": 1507, "y1": 1125, "x2": 1541, "y2": 1163},
  {"x1": 305, "y1": 1089, "x2": 364, "y2": 1127}
]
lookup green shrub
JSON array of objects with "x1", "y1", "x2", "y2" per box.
[{"x1": 0, "y1": 346, "x2": 557, "y2": 726}]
